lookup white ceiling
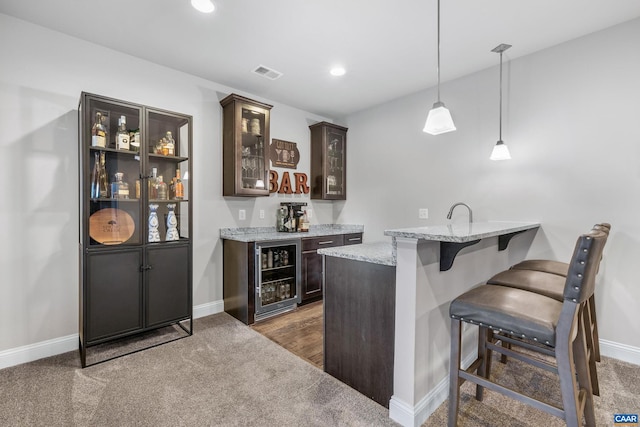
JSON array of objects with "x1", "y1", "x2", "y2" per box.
[{"x1": 2, "y1": 0, "x2": 640, "y2": 119}]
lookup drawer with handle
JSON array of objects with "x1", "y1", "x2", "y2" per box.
[
  {"x1": 343, "y1": 233, "x2": 363, "y2": 246},
  {"x1": 302, "y1": 234, "x2": 345, "y2": 252}
]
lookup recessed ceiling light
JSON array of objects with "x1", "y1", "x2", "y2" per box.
[
  {"x1": 192, "y1": 0, "x2": 215, "y2": 13},
  {"x1": 330, "y1": 67, "x2": 346, "y2": 77}
]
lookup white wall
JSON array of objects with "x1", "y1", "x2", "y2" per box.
[
  {"x1": 0, "y1": 13, "x2": 332, "y2": 358},
  {"x1": 341, "y1": 18, "x2": 640, "y2": 351}
]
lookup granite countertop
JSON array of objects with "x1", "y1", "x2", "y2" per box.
[
  {"x1": 318, "y1": 241, "x2": 396, "y2": 266},
  {"x1": 384, "y1": 221, "x2": 540, "y2": 243},
  {"x1": 220, "y1": 224, "x2": 364, "y2": 242}
]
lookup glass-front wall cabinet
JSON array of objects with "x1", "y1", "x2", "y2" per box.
[
  {"x1": 221, "y1": 93, "x2": 272, "y2": 197},
  {"x1": 309, "y1": 121, "x2": 347, "y2": 200}
]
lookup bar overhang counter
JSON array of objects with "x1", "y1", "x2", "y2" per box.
[{"x1": 383, "y1": 221, "x2": 540, "y2": 427}]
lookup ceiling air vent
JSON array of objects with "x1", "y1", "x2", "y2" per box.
[{"x1": 253, "y1": 65, "x2": 283, "y2": 80}]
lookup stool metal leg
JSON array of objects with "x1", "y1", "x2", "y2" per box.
[{"x1": 448, "y1": 318, "x2": 462, "y2": 427}]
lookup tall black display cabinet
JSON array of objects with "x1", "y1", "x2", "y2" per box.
[{"x1": 78, "y1": 92, "x2": 193, "y2": 367}]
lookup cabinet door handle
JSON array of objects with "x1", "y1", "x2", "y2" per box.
[
  {"x1": 348, "y1": 237, "x2": 361, "y2": 241},
  {"x1": 140, "y1": 265, "x2": 153, "y2": 271},
  {"x1": 318, "y1": 240, "x2": 334, "y2": 245}
]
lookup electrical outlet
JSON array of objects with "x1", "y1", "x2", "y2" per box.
[
  {"x1": 419, "y1": 208, "x2": 429, "y2": 219},
  {"x1": 306, "y1": 209, "x2": 313, "y2": 219},
  {"x1": 239, "y1": 209, "x2": 246, "y2": 220},
  {"x1": 259, "y1": 209, "x2": 265, "y2": 219}
]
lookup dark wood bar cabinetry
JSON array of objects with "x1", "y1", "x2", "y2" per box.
[
  {"x1": 78, "y1": 92, "x2": 193, "y2": 367},
  {"x1": 323, "y1": 256, "x2": 396, "y2": 408},
  {"x1": 309, "y1": 122, "x2": 348, "y2": 200},
  {"x1": 220, "y1": 94, "x2": 272, "y2": 197},
  {"x1": 301, "y1": 232, "x2": 362, "y2": 303}
]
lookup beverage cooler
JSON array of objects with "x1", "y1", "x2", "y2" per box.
[{"x1": 255, "y1": 239, "x2": 301, "y2": 321}]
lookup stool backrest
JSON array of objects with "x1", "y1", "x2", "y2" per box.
[{"x1": 563, "y1": 229, "x2": 608, "y2": 304}]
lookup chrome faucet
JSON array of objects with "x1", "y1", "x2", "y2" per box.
[{"x1": 447, "y1": 202, "x2": 473, "y2": 223}]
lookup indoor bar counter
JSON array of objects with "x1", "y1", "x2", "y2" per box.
[{"x1": 320, "y1": 221, "x2": 539, "y2": 427}]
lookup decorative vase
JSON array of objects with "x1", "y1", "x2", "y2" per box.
[
  {"x1": 165, "y1": 203, "x2": 179, "y2": 241},
  {"x1": 148, "y1": 204, "x2": 161, "y2": 242}
]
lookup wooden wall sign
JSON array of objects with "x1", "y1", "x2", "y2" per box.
[
  {"x1": 270, "y1": 139, "x2": 300, "y2": 169},
  {"x1": 269, "y1": 171, "x2": 309, "y2": 194}
]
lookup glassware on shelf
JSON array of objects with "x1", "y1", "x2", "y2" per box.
[
  {"x1": 156, "y1": 175, "x2": 168, "y2": 200},
  {"x1": 174, "y1": 169, "x2": 184, "y2": 199},
  {"x1": 165, "y1": 203, "x2": 179, "y2": 241},
  {"x1": 115, "y1": 116, "x2": 130, "y2": 150},
  {"x1": 148, "y1": 204, "x2": 161, "y2": 243},
  {"x1": 90, "y1": 152, "x2": 100, "y2": 199},
  {"x1": 98, "y1": 151, "x2": 109, "y2": 198},
  {"x1": 110, "y1": 172, "x2": 130, "y2": 199},
  {"x1": 91, "y1": 111, "x2": 107, "y2": 148},
  {"x1": 164, "y1": 131, "x2": 175, "y2": 156}
]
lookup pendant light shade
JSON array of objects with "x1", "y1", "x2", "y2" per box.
[
  {"x1": 490, "y1": 43, "x2": 512, "y2": 160},
  {"x1": 423, "y1": 0, "x2": 456, "y2": 135}
]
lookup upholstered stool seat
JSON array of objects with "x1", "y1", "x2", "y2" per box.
[
  {"x1": 512, "y1": 259, "x2": 569, "y2": 276},
  {"x1": 448, "y1": 229, "x2": 607, "y2": 427},
  {"x1": 488, "y1": 269, "x2": 565, "y2": 301}
]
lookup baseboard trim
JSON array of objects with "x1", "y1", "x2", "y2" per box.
[
  {"x1": 193, "y1": 299, "x2": 224, "y2": 319},
  {"x1": 600, "y1": 339, "x2": 640, "y2": 365},
  {"x1": 0, "y1": 300, "x2": 225, "y2": 371},
  {"x1": 0, "y1": 333, "x2": 78, "y2": 371}
]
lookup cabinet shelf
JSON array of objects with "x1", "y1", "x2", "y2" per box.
[{"x1": 148, "y1": 153, "x2": 189, "y2": 163}]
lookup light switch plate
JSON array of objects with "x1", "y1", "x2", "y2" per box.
[{"x1": 419, "y1": 208, "x2": 428, "y2": 219}]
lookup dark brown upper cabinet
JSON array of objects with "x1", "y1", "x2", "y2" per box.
[
  {"x1": 309, "y1": 121, "x2": 347, "y2": 200},
  {"x1": 221, "y1": 94, "x2": 272, "y2": 197}
]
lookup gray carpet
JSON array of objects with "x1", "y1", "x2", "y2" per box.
[
  {"x1": 0, "y1": 313, "x2": 398, "y2": 427},
  {"x1": 1, "y1": 312, "x2": 639, "y2": 426}
]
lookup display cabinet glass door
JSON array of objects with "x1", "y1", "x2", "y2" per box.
[
  {"x1": 255, "y1": 240, "x2": 301, "y2": 320},
  {"x1": 240, "y1": 107, "x2": 268, "y2": 191},
  {"x1": 146, "y1": 109, "x2": 191, "y2": 244},
  {"x1": 325, "y1": 127, "x2": 346, "y2": 197}
]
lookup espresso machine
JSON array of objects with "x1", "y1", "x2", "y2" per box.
[{"x1": 277, "y1": 202, "x2": 307, "y2": 232}]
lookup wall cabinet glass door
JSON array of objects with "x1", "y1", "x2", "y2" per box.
[
  {"x1": 221, "y1": 93, "x2": 272, "y2": 197},
  {"x1": 79, "y1": 92, "x2": 193, "y2": 367},
  {"x1": 309, "y1": 121, "x2": 348, "y2": 200}
]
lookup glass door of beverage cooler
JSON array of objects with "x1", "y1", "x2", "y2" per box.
[{"x1": 255, "y1": 239, "x2": 301, "y2": 321}]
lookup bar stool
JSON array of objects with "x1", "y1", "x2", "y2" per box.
[
  {"x1": 509, "y1": 223, "x2": 610, "y2": 364},
  {"x1": 489, "y1": 223, "x2": 610, "y2": 394},
  {"x1": 448, "y1": 229, "x2": 607, "y2": 427}
]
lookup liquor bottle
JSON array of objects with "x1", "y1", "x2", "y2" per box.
[
  {"x1": 164, "y1": 131, "x2": 175, "y2": 156},
  {"x1": 300, "y1": 210, "x2": 310, "y2": 232},
  {"x1": 90, "y1": 152, "x2": 100, "y2": 198},
  {"x1": 129, "y1": 128, "x2": 140, "y2": 153},
  {"x1": 174, "y1": 169, "x2": 184, "y2": 199},
  {"x1": 149, "y1": 167, "x2": 158, "y2": 199},
  {"x1": 157, "y1": 175, "x2": 168, "y2": 200},
  {"x1": 267, "y1": 249, "x2": 273, "y2": 269},
  {"x1": 91, "y1": 112, "x2": 107, "y2": 148},
  {"x1": 98, "y1": 151, "x2": 109, "y2": 198},
  {"x1": 115, "y1": 115, "x2": 130, "y2": 150},
  {"x1": 110, "y1": 172, "x2": 129, "y2": 199}
]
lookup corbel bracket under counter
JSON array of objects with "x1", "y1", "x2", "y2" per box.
[{"x1": 384, "y1": 221, "x2": 540, "y2": 271}]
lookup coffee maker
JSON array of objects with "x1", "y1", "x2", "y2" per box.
[{"x1": 277, "y1": 202, "x2": 307, "y2": 232}]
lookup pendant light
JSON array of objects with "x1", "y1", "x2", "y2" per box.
[
  {"x1": 423, "y1": 0, "x2": 456, "y2": 135},
  {"x1": 490, "y1": 43, "x2": 512, "y2": 160}
]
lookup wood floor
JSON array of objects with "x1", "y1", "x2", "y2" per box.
[{"x1": 251, "y1": 300, "x2": 324, "y2": 369}]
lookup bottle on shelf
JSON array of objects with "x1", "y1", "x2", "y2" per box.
[
  {"x1": 91, "y1": 111, "x2": 107, "y2": 148},
  {"x1": 157, "y1": 175, "x2": 168, "y2": 200},
  {"x1": 149, "y1": 167, "x2": 158, "y2": 199},
  {"x1": 174, "y1": 169, "x2": 184, "y2": 199},
  {"x1": 98, "y1": 151, "x2": 109, "y2": 198},
  {"x1": 129, "y1": 128, "x2": 140, "y2": 152},
  {"x1": 115, "y1": 115, "x2": 130, "y2": 150},
  {"x1": 110, "y1": 172, "x2": 130, "y2": 199},
  {"x1": 90, "y1": 152, "x2": 100, "y2": 199},
  {"x1": 164, "y1": 131, "x2": 175, "y2": 156},
  {"x1": 267, "y1": 249, "x2": 273, "y2": 269}
]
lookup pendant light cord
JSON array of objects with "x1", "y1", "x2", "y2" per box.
[
  {"x1": 436, "y1": 0, "x2": 441, "y2": 103},
  {"x1": 499, "y1": 50, "x2": 503, "y2": 141}
]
